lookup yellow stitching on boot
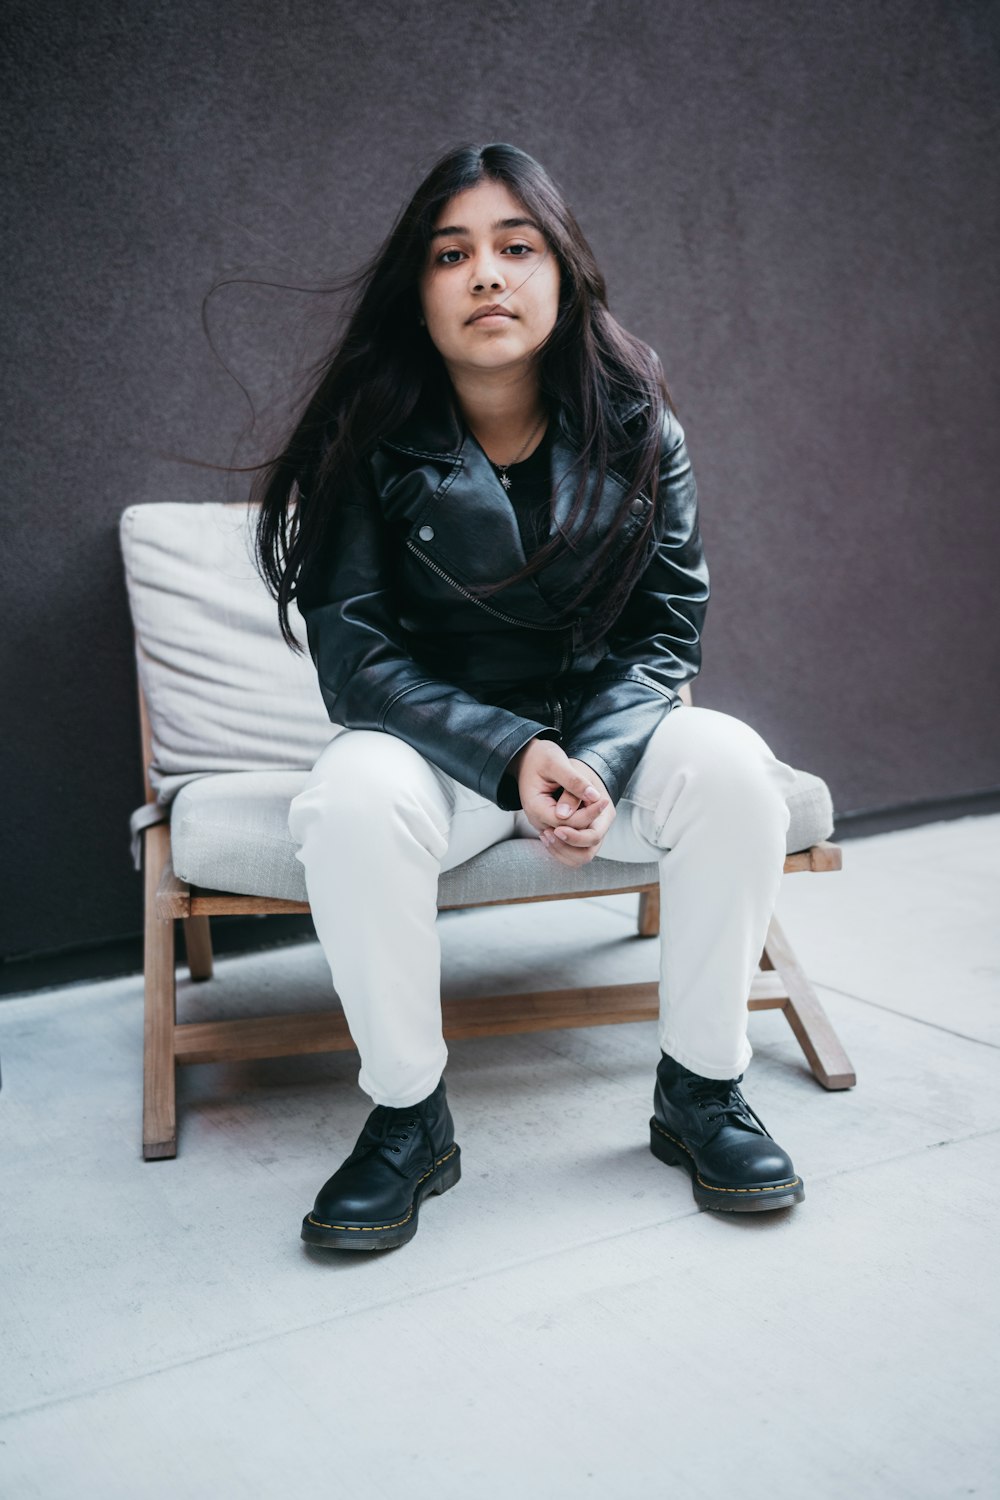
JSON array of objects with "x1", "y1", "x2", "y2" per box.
[
  {"x1": 306, "y1": 1144, "x2": 459, "y2": 1231},
  {"x1": 307, "y1": 1207, "x2": 414, "y2": 1232},
  {"x1": 650, "y1": 1118, "x2": 800, "y2": 1195}
]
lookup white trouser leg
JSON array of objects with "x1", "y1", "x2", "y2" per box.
[
  {"x1": 597, "y1": 705, "x2": 798, "y2": 1079},
  {"x1": 287, "y1": 729, "x2": 515, "y2": 1107}
]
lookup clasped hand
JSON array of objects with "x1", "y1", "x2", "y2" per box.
[{"x1": 513, "y1": 738, "x2": 615, "y2": 867}]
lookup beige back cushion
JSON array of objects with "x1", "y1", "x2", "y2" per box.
[{"x1": 120, "y1": 501, "x2": 338, "y2": 813}]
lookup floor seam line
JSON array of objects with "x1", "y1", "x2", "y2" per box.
[
  {"x1": 0, "y1": 1207, "x2": 703, "y2": 1423},
  {"x1": 806, "y1": 1124, "x2": 1000, "y2": 1186},
  {"x1": 4, "y1": 1129, "x2": 1000, "y2": 1424},
  {"x1": 809, "y1": 981, "x2": 1000, "y2": 1050}
]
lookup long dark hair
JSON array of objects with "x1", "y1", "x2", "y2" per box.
[{"x1": 253, "y1": 142, "x2": 674, "y2": 652}]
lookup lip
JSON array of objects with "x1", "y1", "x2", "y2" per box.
[{"x1": 467, "y1": 304, "x2": 516, "y2": 325}]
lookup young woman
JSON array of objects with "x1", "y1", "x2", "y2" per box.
[{"x1": 254, "y1": 142, "x2": 803, "y2": 1251}]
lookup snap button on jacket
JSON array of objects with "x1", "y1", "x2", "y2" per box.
[{"x1": 296, "y1": 391, "x2": 710, "y2": 811}]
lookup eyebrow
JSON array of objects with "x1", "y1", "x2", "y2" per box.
[{"x1": 429, "y1": 216, "x2": 543, "y2": 242}]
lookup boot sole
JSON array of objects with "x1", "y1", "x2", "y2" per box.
[
  {"x1": 301, "y1": 1143, "x2": 462, "y2": 1250},
  {"x1": 650, "y1": 1118, "x2": 804, "y2": 1213}
]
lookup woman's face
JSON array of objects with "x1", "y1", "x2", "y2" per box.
[{"x1": 418, "y1": 178, "x2": 561, "y2": 378}]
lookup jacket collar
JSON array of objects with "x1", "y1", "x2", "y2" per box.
[
  {"x1": 377, "y1": 385, "x2": 650, "y2": 626},
  {"x1": 380, "y1": 386, "x2": 648, "y2": 460}
]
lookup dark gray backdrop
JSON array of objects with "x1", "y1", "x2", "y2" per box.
[{"x1": 3, "y1": 0, "x2": 998, "y2": 965}]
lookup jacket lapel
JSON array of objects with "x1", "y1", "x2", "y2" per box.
[{"x1": 380, "y1": 393, "x2": 646, "y2": 626}]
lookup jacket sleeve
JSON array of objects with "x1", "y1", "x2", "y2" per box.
[
  {"x1": 559, "y1": 408, "x2": 710, "y2": 804},
  {"x1": 296, "y1": 461, "x2": 560, "y2": 810}
]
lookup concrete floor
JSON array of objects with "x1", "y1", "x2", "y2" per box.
[{"x1": 1, "y1": 814, "x2": 998, "y2": 1499}]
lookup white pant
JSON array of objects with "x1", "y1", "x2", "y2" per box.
[{"x1": 287, "y1": 705, "x2": 798, "y2": 1107}]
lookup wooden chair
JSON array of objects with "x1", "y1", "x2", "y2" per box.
[{"x1": 123, "y1": 501, "x2": 854, "y2": 1161}]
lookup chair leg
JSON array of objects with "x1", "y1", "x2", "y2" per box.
[
  {"x1": 183, "y1": 915, "x2": 213, "y2": 981},
  {"x1": 637, "y1": 886, "x2": 660, "y2": 937},
  {"x1": 762, "y1": 913, "x2": 856, "y2": 1090},
  {"x1": 142, "y1": 825, "x2": 177, "y2": 1159}
]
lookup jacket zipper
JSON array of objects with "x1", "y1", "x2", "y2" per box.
[{"x1": 406, "y1": 540, "x2": 569, "y2": 633}]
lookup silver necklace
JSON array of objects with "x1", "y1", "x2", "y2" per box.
[{"x1": 483, "y1": 412, "x2": 547, "y2": 491}]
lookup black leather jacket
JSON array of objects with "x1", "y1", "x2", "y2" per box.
[{"x1": 298, "y1": 389, "x2": 709, "y2": 811}]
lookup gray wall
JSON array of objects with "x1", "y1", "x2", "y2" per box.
[{"x1": 3, "y1": 0, "x2": 998, "y2": 961}]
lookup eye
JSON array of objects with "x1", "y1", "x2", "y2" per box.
[{"x1": 433, "y1": 241, "x2": 536, "y2": 266}]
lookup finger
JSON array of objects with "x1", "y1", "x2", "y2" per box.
[
  {"x1": 540, "y1": 831, "x2": 595, "y2": 867},
  {"x1": 529, "y1": 747, "x2": 601, "y2": 816},
  {"x1": 549, "y1": 804, "x2": 614, "y2": 843},
  {"x1": 554, "y1": 789, "x2": 598, "y2": 820},
  {"x1": 526, "y1": 780, "x2": 580, "y2": 820},
  {"x1": 539, "y1": 795, "x2": 610, "y2": 831},
  {"x1": 552, "y1": 783, "x2": 608, "y2": 821},
  {"x1": 525, "y1": 792, "x2": 582, "y2": 830},
  {"x1": 553, "y1": 791, "x2": 583, "y2": 820},
  {"x1": 560, "y1": 795, "x2": 610, "y2": 829},
  {"x1": 550, "y1": 824, "x2": 602, "y2": 848},
  {"x1": 539, "y1": 829, "x2": 584, "y2": 864},
  {"x1": 558, "y1": 766, "x2": 602, "y2": 810}
]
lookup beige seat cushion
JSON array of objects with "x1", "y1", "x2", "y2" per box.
[
  {"x1": 121, "y1": 500, "x2": 836, "y2": 890},
  {"x1": 168, "y1": 767, "x2": 834, "y2": 905}
]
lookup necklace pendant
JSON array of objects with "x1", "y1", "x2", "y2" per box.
[{"x1": 498, "y1": 470, "x2": 511, "y2": 490}]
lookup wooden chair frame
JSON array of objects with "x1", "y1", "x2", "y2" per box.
[{"x1": 137, "y1": 682, "x2": 855, "y2": 1160}]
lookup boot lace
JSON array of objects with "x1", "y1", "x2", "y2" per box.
[
  {"x1": 363, "y1": 1106, "x2": 422, "y2": 1156},
  {"x1": 685, "y1": 1075, "x2": 771, "y2": 1137}
]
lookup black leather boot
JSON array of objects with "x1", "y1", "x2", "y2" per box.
[
  {"x1": 301, "y1": 1076, "x2": 461, "y2": 1250},
  {"x1": 650, "y1": 1052, "x2": 804, "y2": 1212}
]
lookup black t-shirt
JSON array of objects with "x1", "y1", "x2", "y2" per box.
[{"x1": 489, "y1": 422, "x2": 553, "y2": 558}]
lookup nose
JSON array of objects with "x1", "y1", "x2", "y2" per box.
[{"x1": 469, "y1": 246, "x2": 506, "y2": 294}]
